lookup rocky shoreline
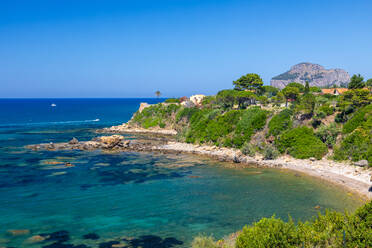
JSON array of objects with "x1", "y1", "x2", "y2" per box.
[{"x1": 27, "y1": 126, "x2": 372, "y2": 200}]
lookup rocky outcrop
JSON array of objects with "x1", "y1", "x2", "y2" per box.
[
  {"x1": 270, "y1": 63, "x2": 350, "y2": 89},
  {"x1": 27, "y1": 135, "x2": 131, "y2": 151},
  {"x1": 138, "y1": 102, "x2": 151, "y2": 113},
  {"x1": 98, "y1": 123, "x2": 177, "y2": 135}
]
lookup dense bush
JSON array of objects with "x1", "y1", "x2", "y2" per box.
[
  {"x1": 185, "y1": 109, "x2": 241, "y2": 145},
  {"x1": 342, "y1": 104, "x2": 372, "y2": 134},
  {"x1": 276, "y1": 126, "x2": 327, "y2": 159},
  {"x1": 333, "y1": 128, "x2": 371, "y2": 165},
  {"x1": 262, "y1": 144, "x2": 280, "y2": 160},
  {"x1": 241, "y1": 142, "x2": 256, "y2": 156},
  {"x1": 234, "y1": 201, "x2": 372, "y2": 248},
  {"x1": 231, "y1": 107, "x2": 268, "y2": 148},
  {"x1": 131, "y1": 104, "x2": 181, "y2": 128},
  {"x1": 164, "y1": 98, "x2": 180, "y2": 103},
  {"x1": 268, "y1": 109, "x2": 293, "y2": 137},
  {"x1": 315, "y1": 124, "x2": 340, "y2": 148},
  {"x1": 192, "y1": 235, "x2": 217, "y2": 248},
  {"x1": 175, "y1": 107, "x2": 201, "y2": 122}
]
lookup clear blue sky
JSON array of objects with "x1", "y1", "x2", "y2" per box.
[{"x1": 1, "y1": 0, "x2": 371, "y2": 98}]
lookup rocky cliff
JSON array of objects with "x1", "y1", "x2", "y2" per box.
[{"x1": 270, "y1": 63, "x2": 350, "y2": 89}]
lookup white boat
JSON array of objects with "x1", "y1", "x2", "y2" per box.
[
  {"x1": 93, "y1": 119, "x2": 100, "y2": 122},
  {"x1": 51, "y1": 104, "x2": 56, "y2": 107}
]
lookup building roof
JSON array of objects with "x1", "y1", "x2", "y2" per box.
[
  {"x1": 321, "y1": 88, "x2": 349, "y2": 95},
  {"x1": 321, "y1": 89, "x2": 336, "y2": 94}
]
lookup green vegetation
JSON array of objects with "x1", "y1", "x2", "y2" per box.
[
  {"x1": 315, "y1": 124, "x2": 340, "y2": 148},
  {"x1": 194, "y1": 201, "x2": 372, "y2": 248},
  {"x1": 233, "y1": 73, "x2": 263, "y2": 92},
  {"x1": 268, "y1": 109, "x2": 292, "y2": 137},
  {"x1": 131, "y1": 103, "x2": 181, "y2": 129},
  {"x1": 164, "y1": 98, "x2": 180, "y2": 103},
  {"x1": 192, "y1": 235, "x2": 218, "y2": 248},
  {"x1": 130, "y1": 72, "x2": 371, "y2": 165},
  {"x1": 348, "y1": 74, "x2": 365, "y2": 89},
  {"x1": 276, "y1": 126, "x2": 327, "y2": 159},
  {"x1": 282, "y1": 86, "x2": 300, "y2": 107},
  {"x1": 286, "y1": 82, "x2": 305, "y2": 92}
]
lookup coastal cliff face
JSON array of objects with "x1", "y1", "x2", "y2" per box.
[{"x1": 270, "y1": 63, "x2": 350, "y2": 89}]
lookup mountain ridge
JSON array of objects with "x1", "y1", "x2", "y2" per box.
[{"x1": 270, "y1": 62, "x2": 350, "y2": 89}]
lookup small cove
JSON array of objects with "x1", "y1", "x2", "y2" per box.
[{"x1": 0, "y1": 99, "x2": 365, "y2": 248}]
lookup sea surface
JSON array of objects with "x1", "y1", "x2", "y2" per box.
[{"x1": 0, "y1": 99, "x2": 364, "y2": 248}]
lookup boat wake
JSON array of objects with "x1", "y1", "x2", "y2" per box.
[{"x1": 0, "y1": 119, "x2": 101, "y2": 128}]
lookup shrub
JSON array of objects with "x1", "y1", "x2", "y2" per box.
[
  {"x1": 276, "y1": 126, "x2": 328, "y2": 159},
  {"x1": 318, "y1": 104, "x2": 335, "y2": 116},
  {"x1": 232, "y1": 107, "x2": 267, "y2": 147},
  {"x1": 333, "y1": 128, "x2": 371, "y2": 165},
  {"x1": 131, "y1": 103, "x2": 181, "y2": 129},
  {"x1": 342, "y1": 104, "x2": 372, "y2": 134},
  {"x1": 241, "y1": 142, "x2": 256, "y2": 156},
  {"x1": 268, "y1": 109, "x2": 293, "y2": 136},
  {"x1": 315, "y1": 111, "x2": 326, "y2": 119},
  {"x1": 236, "y1": 216, "x2": 298, "y2": 248},
  {"x1": 192, "y1": 235, "x2": 217, "y2": 248},
  {"x1": 234, "y1": 201, "x2": 372, "y2": 248},
  {"x1": 315, "y1": 124, "x2": 340, "y2": 148},
  {"x1": 311, "y1": 118, "x2": 322, "y2": 129},
  {"x1": 176, "y1": 107, "x2": 200, "y2": 122},
  {"x1": 262, "y1": 144, "x2": 280, "y2": 160},
  {"x1": 164, "y1": 98, "x2": 180, "y2": 103}
]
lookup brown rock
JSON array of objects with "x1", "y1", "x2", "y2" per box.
[
  {"x1": 68, "y1": 137, "x2": 79, "y2": 145},
  {"x1": 26, "y1": 235, "x2": 46, "y2": 243},
  {"x1": 314, "y1": 205, "x2": 321, "y2": 209}
]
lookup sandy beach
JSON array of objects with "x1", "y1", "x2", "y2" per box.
[{"x1": 101, "y1": 124, "x2": 372, "y2": 200}]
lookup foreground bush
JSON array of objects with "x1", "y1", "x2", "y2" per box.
[
  {"x1": 276, "y1": 126, "x2": 327, "y2": 159},
  {"x1": 193, "y1": 201, "x2": 372, "y2": 247},
  {"x1": 192, "y1": 235, "x2": 218, "y2": 248},
  {"x1": 234, "y1": 201, "x2": 371, "y2": 248},
  {"x1": 236, "y1": 216, "x2": 298, "y2": 248}
]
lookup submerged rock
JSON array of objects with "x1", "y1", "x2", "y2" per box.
[
  {"x1": 82, "y1": 233, "x2": 100, "y2": 240},
  {"x1": 27, "y1": 235, "x2": 47, "y2": 243},
  {"x1": 7, "y1": 229, "x2": 30, "y2": 236}
]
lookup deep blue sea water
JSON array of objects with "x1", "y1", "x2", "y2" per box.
[{"x1": 0, "y1": 99, "x2": 363, "y2": 248}]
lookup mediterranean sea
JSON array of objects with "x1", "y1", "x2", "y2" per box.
[{"x1": 0, "y1": 99, "x2": 363, "y2": 248}]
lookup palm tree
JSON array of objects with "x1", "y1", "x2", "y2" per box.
[{"x1": 155, "y1": 90, "x2": 161, "y2": 98}]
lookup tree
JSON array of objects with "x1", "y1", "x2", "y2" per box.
[
  {"x1": 348, "y1": 74, "x2": 365, "y2": 89},
  {"x1": 304, "y1": 81, "x2": 310, "y2": 94},
  {"x1": 271, "y1": 92, "x2": 285, "y2": 106},
  {"x1": 286, "y1": 82, "x2": 305, "y2": 92},
  {"x1": 282, "y1": 86, "x2": 300, "y2": 107},
  {"x1": 296, "y1": 93, "x2": 316, "y2": 117},
  {"x1": 216, "y1": 89, "x2": 237, "y2": 109},
  {"x1": 155, "y1": 90, "x2": 161, "y2": 97},
  {"x1": 235, "y1": 91, "x2": 257, "y2": 109},
  {"x1": 309, "y1": 86, "x2": 322, "y2": 93},
  {"x1": 233, "y1": 73, "x2": 263, "y2": 92},
  {"x1": 366, "y1": 78, "x2": 372, "y2": 89},
  {"x1": 261, "y1": 85, "x2": 279, "y2": 97}
]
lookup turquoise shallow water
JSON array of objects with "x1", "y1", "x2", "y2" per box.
[{"x1": 0, "y1": 99, "x2": 364, "y2": 248}]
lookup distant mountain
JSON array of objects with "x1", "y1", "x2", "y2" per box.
[{"x1": 270, "y1": 63, "x2": 350, "y2": 89}]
